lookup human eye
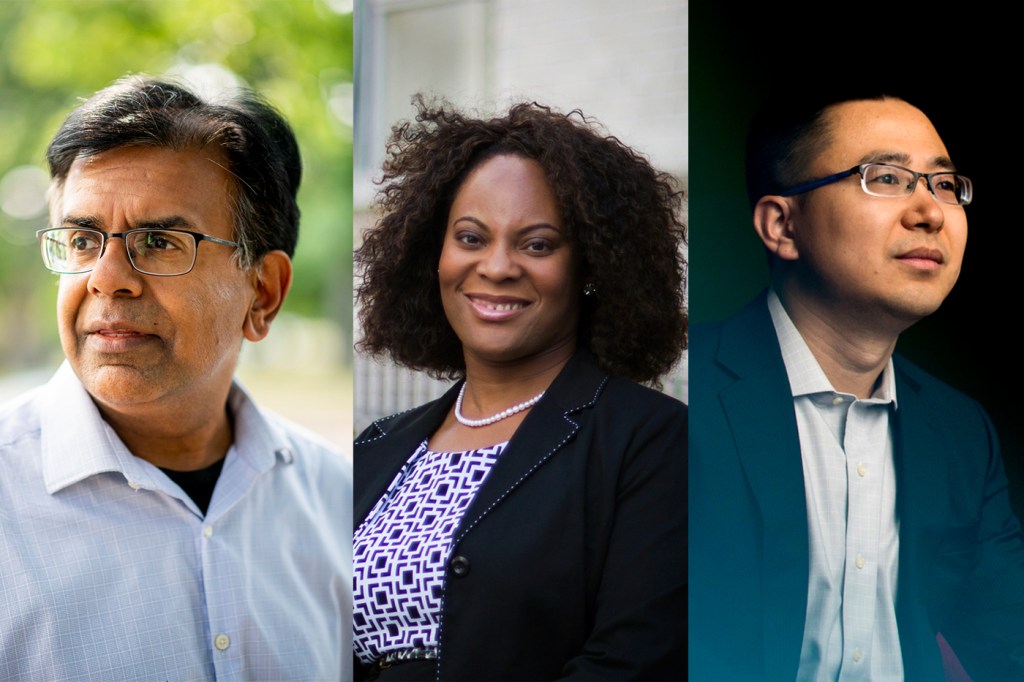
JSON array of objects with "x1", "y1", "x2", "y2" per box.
[
  {"x1": 866, "y1": 166, "x2": 903, "y2": 185},
  {"x1": 522, "y1": 238, "x2": 554, "y2": 255},
  {"x1": 929, "y1": 173, "x2": 965, "y2": 203},
  {"x1": 454, "y1": 230, "x2": 485, "y2": 247},
  {"x1": 66, "y1": 230, "x2": 102, "y2": 252},
  {"x1": 861, "y1": 164, "x2": 913, "y2": 195},
  {"x1": 143, "y1": 230, "x2": 186, "y2": 251}
]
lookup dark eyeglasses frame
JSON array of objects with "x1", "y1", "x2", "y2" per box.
[{"x1": 36, "y1": 227, "x2": 240, "y2": 276}]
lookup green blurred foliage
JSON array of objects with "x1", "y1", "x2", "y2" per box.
[{"x1": 0, "y1": 0, "x2": 353, "y2": 373}]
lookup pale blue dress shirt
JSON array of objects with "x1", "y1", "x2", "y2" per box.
[
  {"x1": 0, "y1": 362, "x2": 352, "y2": 681},
  {"x1": 768, "y1": 291, "x2": 902, "y2": 681}
]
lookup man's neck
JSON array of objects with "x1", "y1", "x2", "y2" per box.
[
  {"x1": 774, "y1": 286, "x2": 900, "y2": 399},
  {"x1": 95, "y1": 395, "x2": 234, "y2": 471}
]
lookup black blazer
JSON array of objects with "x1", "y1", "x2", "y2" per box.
[
  {"x1": 354, "y1": 352, "x2": 687, "y2": 681},
  {"x1": 689, "y1": 294, "x2": 1024, "y2": 681}
]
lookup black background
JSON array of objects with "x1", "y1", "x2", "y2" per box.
[{"x1": 689, "y1": 7, "x2": 1024, "y2": 513}]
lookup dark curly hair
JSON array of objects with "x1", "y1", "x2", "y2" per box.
[{"x1": 356, "y1": 96, "x2": 686, "y2": 385}]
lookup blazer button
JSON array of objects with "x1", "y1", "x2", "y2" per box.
[{"x1": 449, "y1": 555, "x2": 470, "y2": 577}]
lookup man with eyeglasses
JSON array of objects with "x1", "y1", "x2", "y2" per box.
[
  {"x1": 0, "y1": 77, "x2": 350, "y2": 680},
  {"x1": 690, "y1": 92, "x2": 1024, "y2": 680}
]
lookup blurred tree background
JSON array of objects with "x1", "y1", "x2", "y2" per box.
[{"x1": 0, "y1": 0, "x2": 353, "y2": 447}]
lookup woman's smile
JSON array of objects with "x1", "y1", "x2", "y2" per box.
[
  {"x1": 439, "y1": 154, "x2": 580, "y2": 367},
  {"x1": 464, "y1": 293, "x2": 531, "y2": 320}
]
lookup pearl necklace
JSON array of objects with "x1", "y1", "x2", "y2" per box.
[{"x1": 454, "y1": 383, "x2": 545, "y2": 428}]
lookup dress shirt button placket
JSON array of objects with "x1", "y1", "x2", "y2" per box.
[
  {"x1": 203, "y1": 525, "x2": 243, "y2": 676},
  {"x1": 840, "y1": 400, "x2": 887, "y2": 678}
]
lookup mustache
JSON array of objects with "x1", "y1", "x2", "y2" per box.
[{"x1": 82, "y1": 307, "x2": 163, "y2": 335}]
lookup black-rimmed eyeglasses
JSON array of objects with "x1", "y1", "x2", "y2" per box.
[
  {"x1": 36, "y1": 227, "x2": 240, "y2": 276},
  {"x1": 779, "y1": 162, "x2": 973, "y2": 206}
]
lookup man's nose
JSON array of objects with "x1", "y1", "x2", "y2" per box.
[
  {"x1": 904, "y1": 176, "x2": 946, "y2": 232},
  {"x1": 86, "y1": 236, "x2": 144, "y2": 297}
]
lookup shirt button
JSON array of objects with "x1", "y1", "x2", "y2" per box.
[
  {"x1": 855, "y1": 555, "x2": 865, "y2": 569},
  {"x1": 449, "y1": 555, "x2": 470, "y2": 577},
  {"x1": 127, "y1": 481, "x2": 141, "y2": 491},
  {"x1": 832, "y1": 396, "x2": 844, "y2": 405},
  {"x1": 203, "y1": 526, "x2": 213, "y2": 539},
  {"x1": 214, "y1": 633, "x2": 230, "y2": 651},
  {"x1": 857, "y1": 463, "x2": 867, "y2": 477},
  {"x1": 275, "y1": 447, "x2": 294, "y2": 464},
  {"x1": 852, "y1": 647, "x2": 863, "y2": 662}
]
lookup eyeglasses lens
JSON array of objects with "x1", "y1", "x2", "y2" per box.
[
  {"x1": 42, "y1": 230, "x2": 102, "y2": 273},
  {"x1": 126, "y1": 230, "x2": 196, "y2": 275},
  {"x1": 861, "y1": 164, "x2": 969, "y2": 205},
  {"x1": 41, "y1": 229, "x2": 198, "y2": 275}
]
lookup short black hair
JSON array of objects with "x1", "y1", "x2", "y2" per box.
[
  {"x1": 47, "y1": 75, "x2": 302, "y2": 265},
  {"x1": 356, "y1": 97, "x2": 687, "y2": 385},
  {"x1": 745, "y1": 87, "x2": 897, "y2": 210}
]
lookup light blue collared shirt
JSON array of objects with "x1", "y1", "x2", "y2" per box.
[
  {"x1": 0, "y1": 362, "x2": 351, "y2": 681},
  {"x1": 767, "y1": 291, "x2": 902, "y2": 681}
]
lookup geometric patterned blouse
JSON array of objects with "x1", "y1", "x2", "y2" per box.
[{"x1": 353, "y1": 440, "x2": 507, "y2": 665}]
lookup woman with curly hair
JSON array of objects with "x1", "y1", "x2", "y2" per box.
[{"x1": 353, "y1": 97, "x2": 686, "y2": 681}]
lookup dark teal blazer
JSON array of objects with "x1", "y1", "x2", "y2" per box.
[
  {"x1": 689, "y1": 294, "x2": 1024, "y2": 681},
  {"x1": 354, "y1": 352, "x2": 687, "y2": 681}
]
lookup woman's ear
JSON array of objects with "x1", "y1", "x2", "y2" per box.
[{"x1": 243, "y1": 250, "x2": 293, "y2": 342}]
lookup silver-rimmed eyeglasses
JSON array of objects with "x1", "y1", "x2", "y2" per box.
[
  {"x1": 780, "y1": 162, "x2": 973, "y2": 206},
  {"x1": 36, "y1": 227, "x2": 240, "y2": 276}
]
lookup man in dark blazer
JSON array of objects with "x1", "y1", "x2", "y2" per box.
[{"x1": 689, "y1": 92, "x2": 1024, "y2": 680}]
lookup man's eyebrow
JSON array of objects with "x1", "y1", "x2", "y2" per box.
[
  {"x1": 857, "y1": 150, "x2": 957, "y2": 171},
  {"x1": 60, "y1": 215, "x2": 101, "y2": 229},
  {"x1": 134, "y1": 216, "x2": 196, "y2": 230},
  {"x1": 58, "y1": 215, "x2": 196, "y2": 230},
  {"x1": 929, "y1": 155, "x2": 956, "y2": 171},
  {"x1": 857, "y1": 151, "x2": 910, "y2": 166}
]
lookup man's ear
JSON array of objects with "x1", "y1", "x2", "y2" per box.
[
  {"x1": 243, "y1": 250, "x2": 292, "y2": 342},
  {"x1": 752, "y1": 195, "x2": 801, "y2": 262}
]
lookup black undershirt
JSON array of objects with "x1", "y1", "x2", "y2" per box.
[{"x1": 160, "y1": 456, "x2": 226, "y2": 515}]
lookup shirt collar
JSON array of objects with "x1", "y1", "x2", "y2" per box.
[
  {"x1": 767, "y1": 289, "x2": 897, "y2": 407},
  {"x1": 40, "y1": 361, "x2": 286, "y2": 496}
]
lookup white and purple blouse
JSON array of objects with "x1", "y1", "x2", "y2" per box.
[{"x1": 353, "y1": 440, "x2": 507, "y2": 664}]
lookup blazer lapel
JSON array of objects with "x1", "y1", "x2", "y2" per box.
[
  {"x1": 890, "y1": 362, "x2": 948, "y2": 680},
  {"x1": 715, "y1": 295, "x2": 810, "y2": 678},
  {"x1": 353, "y1": 383, "x2": 461, "y2": 525},
  {"x1": 454, "y1": 353, "x2": 606, "y2": 541}
]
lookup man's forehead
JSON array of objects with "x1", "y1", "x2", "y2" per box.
[
  {"x1": 58, "y1": 146, "x2": 231, "y2": 194},
  {"x1": 818, "y1": 98, "x2": 952, "y2": 168},
  {"x1": 852, "y1": 149, "x2": 956, "y2": 171},
  {"x1": 64, "y1": 144, "x2": 227, "y2": 172},
  {"x1": 49, "y1": 145, "x2": 235, "y2": 233}
]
